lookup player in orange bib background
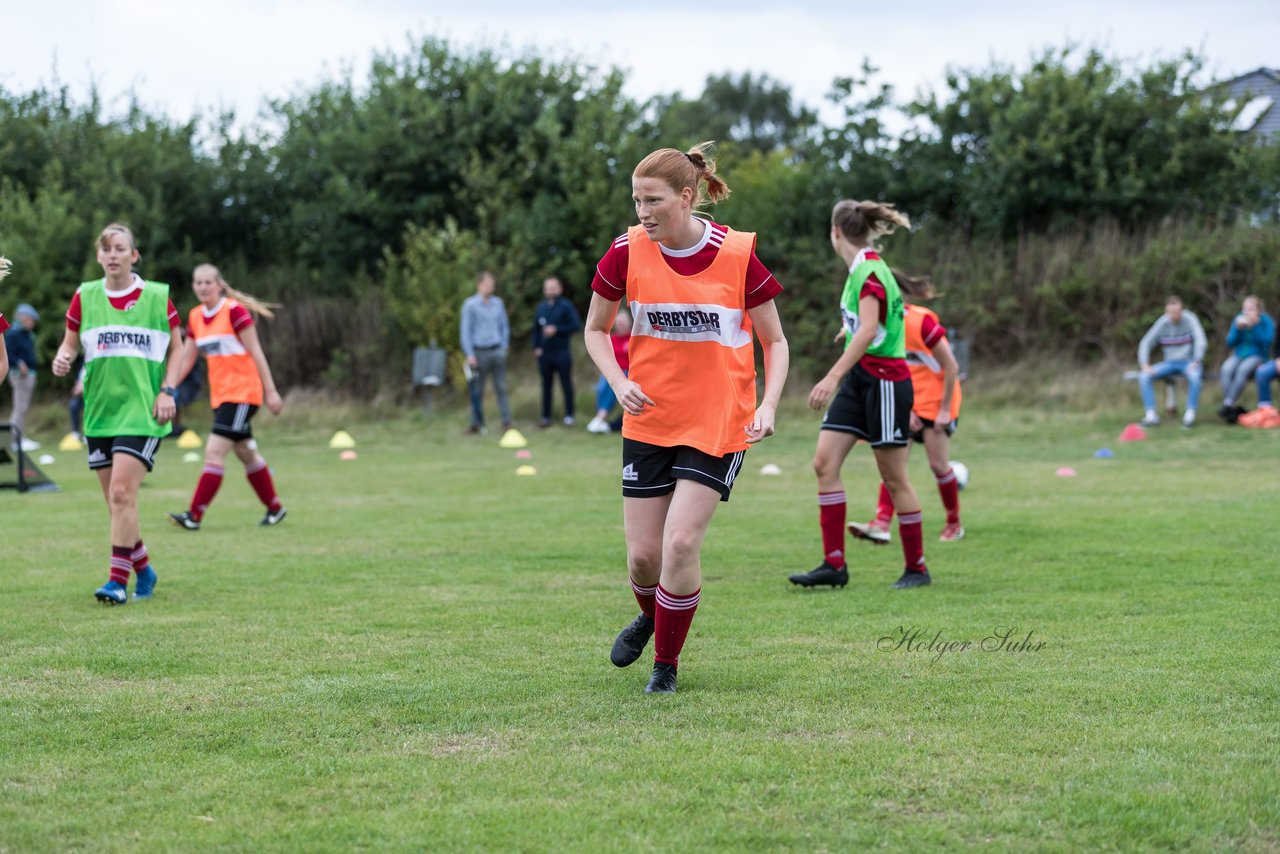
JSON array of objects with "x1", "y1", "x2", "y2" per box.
[
  {"x1": 584, "y1": 142, "x2": 789, "y2": 694},
  {"x1": 848, "y1": 273, "x2": 965, "y2": 545},
  {"x1": 168, "y1": 264, "x2": 287, "y2": 531}
]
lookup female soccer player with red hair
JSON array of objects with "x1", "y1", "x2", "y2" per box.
[{"x1": 584, "y1": 142, "x2": 789, "y2": 694}]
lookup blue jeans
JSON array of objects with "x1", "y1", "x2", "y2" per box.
[
  {"x1": 595, "y1": 370, "x2": 628, "y2": 414},
  {"x1": 1255, "y1": 360, "x2": 1280, "y2": 407},
  {"x1": 1220, "y1": 354, "x2": 1264, "y2": 405},
  {"x1": 1139, "y1": 360, "x2": 1202, "y2": 412}
]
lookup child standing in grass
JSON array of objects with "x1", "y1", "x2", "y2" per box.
[
  {"x1": 51, "y1": 224, "x2": 185, "y2": 604},
  {"x1": 584, "y1": 142, "x2": 789, "y2": 694},
  {"x1": 168, "y1": 264, "x2": 286, "y2": 531},
  {"x1": 847, "y1": 273, "x2": 965, "y2": 546},
  {"x1": 789, "y1": 200, "x2": 932, "y2": 591}
]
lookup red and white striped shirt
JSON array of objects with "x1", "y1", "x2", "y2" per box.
[{"x1": 66, "y1": 276, "x2": 181, "y2": 332}]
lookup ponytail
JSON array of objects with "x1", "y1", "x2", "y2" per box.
[
  {"x1": 832, "y1": 200, "x2": 911, "y2": 244},
  {"x1": 0, "y1": 256, "x2": 10, "y2": 282},
  {"x1": 194, "y1": 263, "x2": 280, "y2": 319},
  {"x1": 633, "y1": 141, "x2": 731, "y2": 209},
  {"x1": 891, "y1": 269, "x2": 935, "y2": 300}
]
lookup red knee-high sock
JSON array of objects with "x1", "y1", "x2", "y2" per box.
[
  {"x1": 654, "y1": 584, "x2": 700, "y2": 666},
  {"x1": 631, "y1": 578, "x2": 657, "y2": 619},
  {"x1": 935, "y1": 468, "x2": 961, "y2": 525},
  {"x1": 109, "y1": 546, "x2": 132, "y2": 585},
  {"x1": 131, "y1": 540, "x2": 149, "y2": 573},
  {"x1": 245, "y1": 459, "x2": 282, "y2": 512},
  {"x1": 898, "y1": 510, "x2": 927, "y2": 573},
  {"x1": 818, "y1": 491, "x2": 847, "y2": 568},
  {"x1": 190, "y1": 464, "x2": 224, "y2": 521},
  {"x1": 876, "y1": 481, "x2": 895, "y2": 525}
]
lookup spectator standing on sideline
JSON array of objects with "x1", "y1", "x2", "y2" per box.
[
  {"x1": 5, "y1": 302, "x2": 41, "y2": 451},
  {"x1": 533, "y1": 276, "x2": 582, "y2": 427},
  {"x1": 1137, "y1": 296, "x2": 1206, "y2": 429},
  {"x1": 460, "y1": 271, "x2": 512, "y2": 434},
  {"x1": 1218, "y1": 295, "x2": 1274, "y2": 423}
]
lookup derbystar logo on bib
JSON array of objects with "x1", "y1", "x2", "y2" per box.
[
  {"x1": 81, "y1": 324, "x2": 170, "y2": 364},
  {"x1": 630, "y1": 301, "x2": 751, "y2": 348}
]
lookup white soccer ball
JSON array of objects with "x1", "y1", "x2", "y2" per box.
[{"x1": 951, "y1": 461, "x2": 969, "y2": 491}]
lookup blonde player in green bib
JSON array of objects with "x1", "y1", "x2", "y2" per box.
[{"x1": 52, "y1": 224, "x2": 186, "y2": 604}]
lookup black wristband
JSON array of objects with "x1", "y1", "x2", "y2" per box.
[{"x1": 160, "y1": 386, "x2": 178, "y2": 398}]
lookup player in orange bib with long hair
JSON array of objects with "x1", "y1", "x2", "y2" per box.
[
  {"x1": 584, "y1": 142, "x2": 789, "y2": 694},
  {"x1": 847, "y1": 273, "x2": 965, "y2": 545},
  {"x1": 168, "y1": 264, "x2": 286, "y2": 531}
]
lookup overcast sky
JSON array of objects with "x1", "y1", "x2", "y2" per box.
[{"x1": 5, "y1": 1, "x2": 1276, "y2": 131}]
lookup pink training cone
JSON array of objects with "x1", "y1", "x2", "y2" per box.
[
  {"x1": 515, "y1": 449, "x2": 532, "y2": 459},
  {"x1": 1118, "y1": 423, "x2": 1147, "y2": 442}
]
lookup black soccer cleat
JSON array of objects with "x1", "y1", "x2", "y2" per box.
[
  {"x1": 644, "y1": 661, "x2": 677, "y2": 694},
  {"x1": 788, "y1": 561, "x2": 849, "y2": 588},
  {"x1": 168, "y1": 511, "x2": 201, "y2": 531},
  {"x1": 611, "y1": 613, "x2": 655, "y2": 667},
  {"x1": 891, "y1": 569, "x2": 932, "y2": 589},
  {"x1": 260, "y1": 506, "x2": 288, "y2": 527}
]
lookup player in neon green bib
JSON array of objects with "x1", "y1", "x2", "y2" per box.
[
  {"x1": 789, "y1": 200, "x2": 933, "y2": 592},
  {"x1": 52, "y1": 224, "x2": 185, "y2": 605}
]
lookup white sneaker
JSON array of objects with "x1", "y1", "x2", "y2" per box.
[
  {"x1": 1181, "y1": 410, "x2": 1196, "y2": 429},
  {"x1": 1140, "y1": 411, "x2": 1161, "y2": 427},
  {"x1": 586, "y1": 417, "x2": 610, "y2": 434},
  {"x1": 19, "y1": 437, "x2": 41, "y2": 452},
  {"x1": 563, "y1": 416, "x2": 575, "y2": 426}
]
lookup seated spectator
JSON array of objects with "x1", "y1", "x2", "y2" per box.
[
  {"x1": 1218, "y1": 295, "x2": 1274, "y2": 423},
  {"x1": 1137, "y1": 295, "x2": 1206, "y2": 429},
  {"x1": 586, "y1": 309, "x2": 631, "y2": 434}
]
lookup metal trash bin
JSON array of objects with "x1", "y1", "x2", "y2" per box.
[{"x1": 413, "y1": 346, "x2": 448, "y2": 414}]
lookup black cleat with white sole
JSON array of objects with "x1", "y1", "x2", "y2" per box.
[
  {"x1": 260, "y1": 506, "x2": 288, "y2": 527},
  {"x1": 168, "y1": 511, "x2": 201, "y2": 531}
]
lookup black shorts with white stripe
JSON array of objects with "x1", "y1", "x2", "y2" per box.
[
  {"x1": 86, "y1": 435, "x2": 163, "y2": 472},
  {"x1": 621, "y1": 438, "x2": 746, "y2": 502},
  {"x1": 821, "y1": 364, "x2": 913, "y2": 447},
  {"x1": 211, "y1": 402, "x2": 260, "y2": 441}
]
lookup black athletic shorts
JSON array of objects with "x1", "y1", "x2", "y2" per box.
[
  {"x1": 621, "y1": 438, "x2": 746, "y2": 502},
  {"x1": 910, "y1": 416, "x2": 959, "y2": 443},
  {"x1": 212, "y1": 402, "x2": 259, "y2": 441},
  {"x1": 86, "y1": 435, "x2": 163, "y2": 472},
  {"x1": 821, "y1": 364, "x2": 913, "y2": 447}
]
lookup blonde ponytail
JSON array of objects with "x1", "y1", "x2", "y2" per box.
[
  {"x1": 891, "y1": 268, "x2": 935, "y2": 300},
  {"x1": 0, "y1": 256, "x2": 11, "y2": 282},
  {"x1": 194, "y1": 263, "x2": 280, "y2": 319}
]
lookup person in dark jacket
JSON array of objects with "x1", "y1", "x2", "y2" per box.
[{"x1": 533, "y1": 276, "x2": 582, "y2": 427}]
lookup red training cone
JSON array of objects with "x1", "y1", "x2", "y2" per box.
[{"x1": 1118, "y1": 423, "x2": 1147, "y2": 442}]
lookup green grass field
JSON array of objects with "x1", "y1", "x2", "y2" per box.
[{"x1": 2, "y1": 397, "x2": 1278, "y2": 852}]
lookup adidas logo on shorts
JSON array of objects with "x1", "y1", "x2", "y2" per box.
[{"x1": 88, "y1": 449, "x2": 108, "y2": 463}]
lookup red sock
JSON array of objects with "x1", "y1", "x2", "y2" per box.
[
  {"x1": 190, "y1": 464, "x2": 224, "y2": 521},
  {"x1": 245, "y1": 459, "x2": 282, "y2": 512},
  {"x1": 935, "y1": 468, "x2": 961, "y2": 525},
  {"x1": 876, "y1": 482, "x2": 895, "y2": 525},
  {"x1": 131, "y1": 540, "x2": 149, "y2": 572},
  {"x1": 818, "y1": 491, "x2": 847, "y2": 568},
  {"x1": 654, "y1": 584, "x2": 700, "y2": 666},
  {"x1": 109, "y1": 546, "x2": 132, "y2": 585},
  {"x1": 898, "y1": 510, "x2": 927, "y2": 573},
  {"x1": 631, "y1": 578, "x2": 657, "y2": 619}
]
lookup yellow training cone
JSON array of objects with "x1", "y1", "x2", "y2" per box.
[
  {"x1": 58, "y1": 432, "x2": 84, "y2": 452},
  {"x1": 516, "y1": 465, "x2": 537, "y2": 476},
  {"x1": 329, "y1": 430, "x2": 356, "y2": 449},
  {"x1": 498, "y1": 428, "x2": 528, "y2": 449},
  {"x1": 182, "y1": 451, "x2": 202, "y2": 463},
  {"x1": 176, "y1": 429, "x2": 204, "y2": 449}
]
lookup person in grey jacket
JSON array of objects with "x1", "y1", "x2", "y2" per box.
[
  {"x1": 1137, "y1": 295, "x2": 1206, "y2": 428},
  {"x1": 5, "y1": 303, "x2": 41, "y2": 450},
  {"x1": 459, "y1": 271, "x2": 513, "y2": 434}
]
